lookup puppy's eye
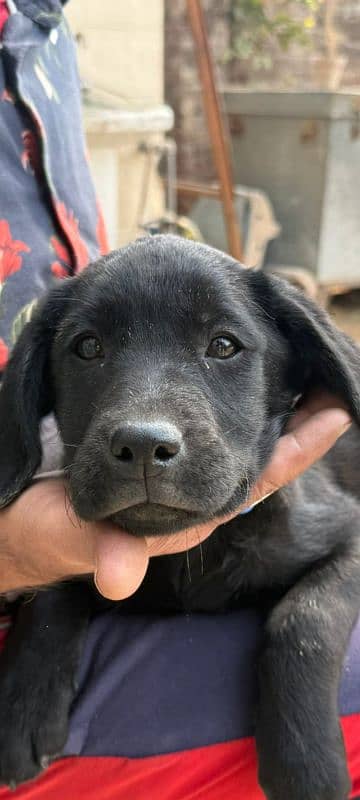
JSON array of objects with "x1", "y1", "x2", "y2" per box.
[
  {"x1": 74, "y1": 335, "x2": 104, "y2": 360},
  {"x1": 206, "y1": 336, "x2": 240, "y2": 359}
]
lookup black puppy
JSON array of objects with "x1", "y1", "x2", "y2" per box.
[{"x1": 0, "y1": 235, "x2": 360, "y2": 800}]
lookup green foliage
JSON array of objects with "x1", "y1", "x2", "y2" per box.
[{"x1": 227, "y1": 0, "x2": 320, "y2": 71}]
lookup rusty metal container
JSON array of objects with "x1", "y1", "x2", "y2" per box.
[{"x1": 224, "y1": 90, "x2": 360, "y2": 289}]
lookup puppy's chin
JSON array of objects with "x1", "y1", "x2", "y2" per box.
[
  {"x1": 109, "y1": 503, "x2": 209, "y2": 537},
  {"x1": 108, "y1": 480, "x2": 252, "y2": 537},
  {"x1": 214, "y1": 480, "x2": 254, "y2": 517}
]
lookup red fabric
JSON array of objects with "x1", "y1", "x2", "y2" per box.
[
  {"x1": 0, "y1": 617, "x2": 11, "y2": 650},
  {"x1": 0, "y1": 716, "x2": 359, "y2": 800},
  {"x1": 0, "y1": 1, "x2": 8, "y2": 36}
]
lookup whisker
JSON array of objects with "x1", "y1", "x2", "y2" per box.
[
  {"x1": 63, "y1": 484, "x2": 74, "y2": 526},
  {"x1": 41, "y1": 432, "x2": 80, "y2": 450},
  {"x1": 186, "y1": 531, "x2": 192, "y2": 583},
  {"x1": 62, "y1": 461, "x2": 75, "y2": 471},
  {"x1": 23, "y1": 592, "x2": 37, "y2": 605},
  {"x1": 198, "y1": 533, "x2": 204, "y2": 576},
  {"x1": 63, "y1": 485, "x2": 82, "y2": 528},
  {"x1": 70, "y1": 480, "x2": 91, "y2": 507}
]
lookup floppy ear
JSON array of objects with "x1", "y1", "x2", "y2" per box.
[
  {"x1": 248, "y1": 271, "x2": 360, "y2": 423},
  {"x1": 0, "y1": 281, "x2": 73, "y2": 508}
]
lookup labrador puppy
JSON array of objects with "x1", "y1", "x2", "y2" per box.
[{"x1": 0, "y1": 235, "x2": 359, "y2": 800}]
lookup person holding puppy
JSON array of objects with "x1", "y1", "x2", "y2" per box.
[{"x1": 0, "y1": 2, "x2": 357, "y2": 799}]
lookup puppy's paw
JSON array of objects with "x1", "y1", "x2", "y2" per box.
[
  {"x1": 0, "y1": 666, "x2": 75, "y2": 787},
  {"x1": 257, "y1": 728, "x2": 351, "y2": 800}
]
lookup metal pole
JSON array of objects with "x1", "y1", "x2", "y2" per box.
[{"x1": 186, "y1": 0, "x2": 243, "y2": 261}]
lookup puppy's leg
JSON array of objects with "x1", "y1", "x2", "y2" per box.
[
  {"x1": 256, "y1": 541, "x2": 360, "y2": 800},
  {"x1": 0, "y1": 582, "x2": 90, "y2": 787}
]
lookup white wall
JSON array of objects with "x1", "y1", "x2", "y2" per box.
[
  {"x1": 66, "y1": 0, "x2": 164, "y2": 106},
  {"x1": 65, "y1": 0, "x2": 168, "y2": 247}
]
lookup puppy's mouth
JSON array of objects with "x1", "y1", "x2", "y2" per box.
[
  {"x1": 110, "y1": 502, "x2": 205, "y2": 536},
  {"x1": 108, "y1": 473, "x2": 251, "y2": 536}
]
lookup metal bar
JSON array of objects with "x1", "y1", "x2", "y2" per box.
[
  {"x1": 176, "y1": 180, "x2": 223, "y2": 199},
  {"x1": 186, "y1": 0, "x2": 243, "y2": 260}
]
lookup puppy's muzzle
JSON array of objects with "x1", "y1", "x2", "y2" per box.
[{"x1": 109, "y1": 420, "x2": 183, "y2": 479}]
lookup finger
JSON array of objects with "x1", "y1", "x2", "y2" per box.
[
  {"x1": 249, "y1": 405, "x2": 351, "y2": 506},
  {"x1": 27, "y1": 480, "x2": 162, "y2": 596},
  {"x1": 94, "y1": 530, "x2": 149, "y2": 600},
  {"x1": 285, "y1": 391, "x2": 349, "y2": 431},
  {"x1": 146, "y1": 523, "x2": 219, "y2": 557}
]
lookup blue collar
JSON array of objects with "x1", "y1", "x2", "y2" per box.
[{"x1": 239, "y1": 504, "x2": 255, "y2": 515}]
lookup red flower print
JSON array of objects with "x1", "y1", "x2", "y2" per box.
[
  {"x1": 0, "y1": 220, "x2": 30, "y2": 284},
  {"x1": 21, "y1": 130, "x2": 41, "y2": 177},
  {"x1": 51, "y1": 236, "x2": 71, "y2": 265},
  {"x1": 54, "y1": 201, "x2": 89, "y2": 272},
  {"x1": 0, "y1": 0, "x2": 9, "y2": 37},
  {"x1": 96, "y1": 204, "x2": 109, "y2": 256},
  {"x1": 51, "y1": 261, "x2": 69, "y2": 278},
  {"x1": 50, "y1": 235, "x2": 71, "y2": 279},
  {"x1": 0, "y1": 338, "x2": 8, "y2": 371}
]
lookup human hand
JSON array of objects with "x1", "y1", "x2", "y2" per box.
[{"x1": 0, "y1": 393, "x2": 351, "y2": 600}]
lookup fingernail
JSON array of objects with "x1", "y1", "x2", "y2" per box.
[{"x1": 336, "y1": 420, "x2": 352, "y2": 440}]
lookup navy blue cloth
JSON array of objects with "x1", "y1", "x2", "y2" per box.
[
  {"x1": 0, "y1": 0, "x2": 106, "y2": 369},
  {"x1": 64, "y1": 608, "x2": 360, "y2": 759}
]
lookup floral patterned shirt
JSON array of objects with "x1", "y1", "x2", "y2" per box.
[{"x1": 0, "y1": 0, "x2": 108, "y2": 371}]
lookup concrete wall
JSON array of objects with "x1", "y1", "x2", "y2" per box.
[
  {"x1": 66, "y1": 0, "x2": 164, "y2": 106},
  {"x1": 165, "y1": 0, "x2": 360, "y2": 190},
  {"x1": 165, "y1": 0, "x2": 231, "y2": 189},
  {"x1": 65, "y1": 0, "x2": 169, "y2": 248}
]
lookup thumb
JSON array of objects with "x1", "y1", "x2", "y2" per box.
[
  {"x1": 248, "y1": 405, "x2": 351, "y2": 507},
  {"x1": 94, "y1": 528, "x2": 149, "y2": 601}
]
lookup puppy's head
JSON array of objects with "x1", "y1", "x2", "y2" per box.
[{"x1": 0, "y1": 236, "x2": 359, "y2": 535}]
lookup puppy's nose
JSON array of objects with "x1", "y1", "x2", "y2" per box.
[{"x1": 110, "y1": 422, "x2": 183, "y2": 470}]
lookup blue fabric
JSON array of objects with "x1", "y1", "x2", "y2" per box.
[
  {"x1": 0, "y1": 0, "x2": 104, "y2": 363},
  {"x1": 64, "y1": 607, "x2": 360, "y2": 759}
]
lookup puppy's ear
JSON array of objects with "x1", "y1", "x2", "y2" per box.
[
  {"x1": 0, "y1": 281, "x2": 73, "y2": 507},
  {"x1": 248, "y1": 271, "x2": 360, "y2": 422}
]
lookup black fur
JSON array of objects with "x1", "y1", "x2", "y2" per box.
[{"x1": 1, "y1": 235, "x2": 360, "y2": 799}]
